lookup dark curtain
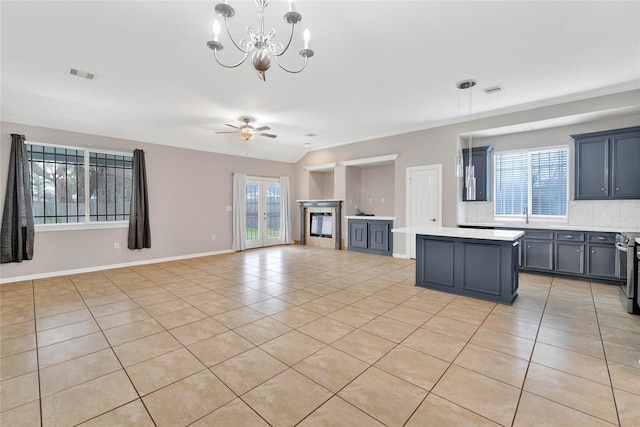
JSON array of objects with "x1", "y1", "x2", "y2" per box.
[
  {"x1": 128, "y1": 149, "x2": 151, "y2": 249},
  {"x1": 1, "y1": 134, "x2": 35, "y2": 263}
]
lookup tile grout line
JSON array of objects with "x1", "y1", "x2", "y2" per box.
[
  {"x1": 590, "y1": 280, "x2": 622, "y2": 427},
  {"x1": 32, "y1": 279, "x2": 44, "y2": 427},
  {"x1": 508, "y1": 274, "x2": 551, "y2": 427}
]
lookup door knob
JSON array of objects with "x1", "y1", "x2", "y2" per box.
[{"x1": 430, "y1": 218, "x2": 436, "y2": 222}]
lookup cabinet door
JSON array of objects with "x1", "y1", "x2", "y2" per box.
[
  {"x1": 555, "y1": 242, "x2": 584, "y2": 274},
  {"x1": 575, "y1": 137, "x2": 608, "y2": 199},
  {"x1": 587, "y1": 244, "x2": 617, "y2": 278},
  {"x1": 524, "y1": 240, "x2": 554, "y2": 270},
  {"x1": 611, "y1": 132, "x2": 640, "y2": 198},
  {"x1": 349, "y1": 221, "x2": 368, "y2": 249},
  {"x1": 368, "y1": 222, "x2": 390, "y2": 251}
]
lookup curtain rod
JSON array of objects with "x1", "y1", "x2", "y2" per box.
[{"x1": 5, "y1": 134, "x2": 143, "y2": 155}]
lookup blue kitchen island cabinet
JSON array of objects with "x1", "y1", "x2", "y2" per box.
[{"x1": 398, "y1": 227, "x2": 524, "y2": 305}]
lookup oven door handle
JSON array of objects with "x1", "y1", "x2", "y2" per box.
[{"x1": 615, "y1": 243, "x2": 629, "y2": 252}]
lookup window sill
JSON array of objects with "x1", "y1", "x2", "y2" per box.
[{"x1": 35, "y1": 221, "x2": 129, "y2": 232}]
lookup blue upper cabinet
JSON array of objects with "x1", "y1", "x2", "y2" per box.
[{"x1": 572, "y1": 126, "x2": 640, "y2": 200}]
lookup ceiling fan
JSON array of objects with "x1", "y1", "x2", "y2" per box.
[{"x1": 215, "y1": 117, "x2": 277, "y2": 141}]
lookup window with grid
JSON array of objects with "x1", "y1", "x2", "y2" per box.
[
  {"x1": 27, "y1": 143, "x2": 133, "y2": 224},
  {"x1": 494, "y1": 146, "x2": 568, "y2": 219}
]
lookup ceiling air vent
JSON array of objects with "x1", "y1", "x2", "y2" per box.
[
  {"x1": 68, "y1": 67, "x2": 95, "y2": 80},
  {"x1": 483, "y1": 85, "x2": 503, "y2": 95}
]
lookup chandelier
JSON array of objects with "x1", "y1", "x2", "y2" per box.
[
  {"x1": 456, "y1": 79, "x2": 477, "y2": 201},
  {"x1": 206, "y1": 0, "x2": 314, "y2": 81}
]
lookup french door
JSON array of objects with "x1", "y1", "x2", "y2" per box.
[{"x1": 245, "y1": 178, "x2": 282, "y2": 249}]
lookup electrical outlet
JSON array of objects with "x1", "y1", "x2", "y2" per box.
[
  {"x1": 381, "y1": 198, "x2": 385, "y2": 203},
  {"x1": 212, "y1": 234, "x2": 216, "y2": 240},
  {"x1": 226, "y1": 206, "x2": 232, "y2": 212},
  {"x1": 113, "y1": 242, "x2": 119, "y2": 249},
  {"x1": 369, "y1": 198, "x2": 372, "y2": 203}
]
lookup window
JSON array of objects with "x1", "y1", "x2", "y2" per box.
[
  {"x1": 494, "y1": 146, "x2": 568, "y2": 219},
  {"x1": 27, "y1": 143, "x2": 133, "y2": 224}
]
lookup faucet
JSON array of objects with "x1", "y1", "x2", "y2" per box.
[{"x1": 523, "y1": 204, "x2": 529, "y2": 224}]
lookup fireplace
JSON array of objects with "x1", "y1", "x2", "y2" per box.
[{"x1": 297, "y1": 200, "x2": 342, "y2": 249}]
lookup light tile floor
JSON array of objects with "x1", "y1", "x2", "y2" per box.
[{"x1": 1, "y1": 245, "x2": 639, "y2": 426}]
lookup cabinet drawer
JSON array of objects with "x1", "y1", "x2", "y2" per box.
[
  {"x1": 555, "y1": 232, "x2": 585, "y2": 242},
  {"x1": 525, "y1": 230, "x2": 554, "y2": 240},
  {"x1": 587, "y1": 233, "x2": 615, "y2": 243}
]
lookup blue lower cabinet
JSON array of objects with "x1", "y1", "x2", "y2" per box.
[
  {"x1": 416, "y1": 234, "x2": 519, "y2": 305},
  {"x1": 349, "y1": 221, "x2": 368, "y2": 249},
  {"x1": 347, "y1": 219, "x2": 393, "y2": 256}
]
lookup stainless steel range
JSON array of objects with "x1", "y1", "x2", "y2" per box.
[{"x1": 616, "y1": 232, "x2": 640, "y2": 314}]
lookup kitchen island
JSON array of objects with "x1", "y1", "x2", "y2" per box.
[{"x1": 393, "y1": 227, "x2": 524, "y2": 305}]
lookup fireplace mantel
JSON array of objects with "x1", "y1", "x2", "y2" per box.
[{"x1": 297, "y1": 200, "x2": 343, "y2": 249}]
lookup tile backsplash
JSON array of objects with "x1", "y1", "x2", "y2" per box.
[{"x1": 459, "y1": 200, "x2": 640, "y2": 229}]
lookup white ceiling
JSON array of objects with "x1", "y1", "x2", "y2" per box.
[{"x1": 2, "y1": 1, "x2": 639, "y2": 163}]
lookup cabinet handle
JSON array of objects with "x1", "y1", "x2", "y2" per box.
[
  {"x1": 616, "y1": 187, "x2": 620, "y2": 191},
  {"x1": 565, "y1": 235, "x2": 574, "y2": 239},
  {"x1": 592, "y1": 250, "x2": 596, "y2": 254},
  {"x1": 527, "y1": 246, "x2": 532, "y2": 248},
  {"x1": 601, "y1": 188, "x2": 605, "y2": 191},
  {"x1": 577, "y1": 249, "x2": 581, "y2": 253},
  {"x1": 598, "y1": 236, "x2": 606, "y2": 241}
]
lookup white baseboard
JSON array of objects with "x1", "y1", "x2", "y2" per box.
[
  {"x1": 392, "y1": 252, "x2": 411, "y2": 259},
  {"x1": 0, "y1": 249, "x2": 234, "y2": 285}
]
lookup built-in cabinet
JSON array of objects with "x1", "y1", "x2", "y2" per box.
[
  {"x1": 585, "y1": 232, "x2": 617, "y2": 278},
  {"x1": 523, "y1": 230, "x2": 554, "y2": 271},
  {"x1": 347, "y1": 218, "x2": 393, "y2": 256},
  {"x1": 554, "y1": 232, "x2": 585, "y2": 275},
  {"x1": 520, "y1": 228, "x2": 617, "y2": 280},
  {"x1": 572, "y1": 126, "x2": 640, "y2": 200},
  {"x1": 462, "y1": 145, "x2": 493, "y2": 202}
]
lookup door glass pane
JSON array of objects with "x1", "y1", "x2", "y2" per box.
[
  {"x1": 246, "y1": 184, "x2": 259, "y2": 241},
  {"x1": 266, "y1": 185, "x2": 281, "y2": 239}
]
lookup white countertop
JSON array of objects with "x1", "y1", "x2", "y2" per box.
[
  {"x1": 458, "y1": 222, "x2": 640, "y2": 234},
  {"x1": 392, "y1": 226, "x2": 524, "y2": 242},
  {"x1": 345, "y1": 216, "x2": 396, "y2": 221}
]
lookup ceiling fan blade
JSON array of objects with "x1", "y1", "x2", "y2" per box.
[
  {"x1": 224, "y1": 123, "x2": 241, "y2": 129},
  {"x1": 259, "y1": 133, "x2": 277, "y2": 138},
  {"x1": 214, "y1": 131, "x2": 237, "y2": 134},
  {"x1": 254, "y1": 126, "x2": 270, "y2": 132}
]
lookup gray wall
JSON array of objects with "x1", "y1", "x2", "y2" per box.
[
  {"x1": 1, "y1": 122, "x2": 295, "y2": 281},
  {"x1": 295, "y1": 90, "x2": 640, "y2": 256}
]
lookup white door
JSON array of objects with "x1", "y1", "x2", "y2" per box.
[
  {"x1": 406, "y1": 165, "x2": 441, "y2": 258},
  {"x1": 245, "y1": 178, "x2": 282, "y2": 249}
]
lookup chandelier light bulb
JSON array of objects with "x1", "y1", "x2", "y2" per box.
[
  {"x1": 303, "y1": 28, "x2": 310, "y2": 49},
  {"x1": 289, "y1": 0, "x2": 294, "y2": 12},
  {"x1": 212, "y1": 20, "x2": 220, "y2": 42}
]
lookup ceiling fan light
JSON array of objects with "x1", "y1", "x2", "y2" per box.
[{"x1": 240, "y1": 131, "x2": 254, "y2": 140}]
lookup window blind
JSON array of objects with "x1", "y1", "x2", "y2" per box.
[
  {"x1": 531, "y1": 149, "x2": 567, "y2": 216},
  {"x1": 495, "y1": 147, "x2": 568, "y2": 217},
  {"x1": 495, "y1": 152, "x2": 528, "y2": 215}
]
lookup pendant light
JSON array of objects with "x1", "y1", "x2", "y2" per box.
[{"x1": 456, "y1": 79, "x2": 477, "y2": 201}]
